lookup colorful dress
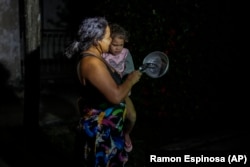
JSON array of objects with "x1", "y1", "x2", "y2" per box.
[{"x1": 76, "y1": 53, "x2": 128, "y2": 167}]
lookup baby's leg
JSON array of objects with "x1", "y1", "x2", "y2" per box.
[
  {"x1": 124, "y1": 96, "x2": 136, "y2": 152},
  {"x1": 124, "y1": 96, "x2": 136, "y2": 133}
]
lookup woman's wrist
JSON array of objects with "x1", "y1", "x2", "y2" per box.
[{"x1": 125, "y1": 77, "x2": 134, "y2": 88}]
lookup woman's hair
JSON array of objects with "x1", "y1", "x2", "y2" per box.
[
  {"x1": 110, "y1": 24, "x2": 129, "y2": 43},
  {"x1": 65, "y1": 17, "x2": 108, "y2": 58}
]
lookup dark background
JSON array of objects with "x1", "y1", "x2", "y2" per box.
[
  {"x1": 0, "y1": 0, "x2": 248, "y2": 167},
  {"x1": 52, "y1": 0, "x2": 246, "y2": 132}
]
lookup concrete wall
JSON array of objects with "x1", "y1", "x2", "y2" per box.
[
  {"x1": 0, "y1": 0, "x2": 69, "y2": 87},
  {"x1": 0, "y1": 0, "x2": 22, "y2": 87},
  {"x1": 42, "y1": 0, "x2": 67, "y2": 30}
]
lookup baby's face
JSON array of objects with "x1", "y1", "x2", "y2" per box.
[{"x1": 109, "y1": 37, "x2": 125, "y2": 55}]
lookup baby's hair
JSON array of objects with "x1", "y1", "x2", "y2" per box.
[{"x1": 110, "y1": 24, "x2": 129, "y2": 43}]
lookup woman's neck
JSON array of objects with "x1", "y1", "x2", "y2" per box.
[{"x1": 83, "y1": 47, "x2": 102, "y2": 58}]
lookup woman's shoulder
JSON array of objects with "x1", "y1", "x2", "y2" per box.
[{"x1": 81, "y1": 55, "x2": 106, "y2": 69}]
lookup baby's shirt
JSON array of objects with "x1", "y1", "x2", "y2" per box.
[{"x1": 102, "y1": 48, "x2": 135, "y2": 77}]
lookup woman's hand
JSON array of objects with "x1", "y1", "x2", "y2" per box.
[{"x1": 126, "y1": 70, "x2": 142, "y2": 85}]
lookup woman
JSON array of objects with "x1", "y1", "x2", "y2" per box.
[{"x1": 65, "y1": 17, "x2": 142, "y2": 167}]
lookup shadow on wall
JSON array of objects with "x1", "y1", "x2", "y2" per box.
[
  {"x1": 0, "y1": 60, "x2": 23, "y2": 127},
  {"x1": 0, "y1": 62, "x2": 24, "y2": 167},
  {"x1": 0, "y1": 61, "x2": 20, "y2": 105}
]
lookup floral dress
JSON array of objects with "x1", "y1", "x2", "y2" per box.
[{"x1": 76, "y1": 54, "x2": 128, "y2": 167}]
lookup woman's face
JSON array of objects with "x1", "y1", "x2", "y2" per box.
[
  {"x1": 99, "y1": 26, "x2": 112, "y2": 53},
  {"x1": 109, "y1": 37, "x2": 124, "y2": 55}
]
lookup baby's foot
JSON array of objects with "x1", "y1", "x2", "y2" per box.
[{"x1": 124, "y1": 134, "x2": 133, "y2": 152}]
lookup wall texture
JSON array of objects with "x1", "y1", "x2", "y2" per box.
[{"x1": 0, "y1": 0, "x2": 22, "y2": 87}]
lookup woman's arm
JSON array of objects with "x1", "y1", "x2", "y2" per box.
[{"x1": 79, "y1": 56, "x2": 141, "y2": 104}]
